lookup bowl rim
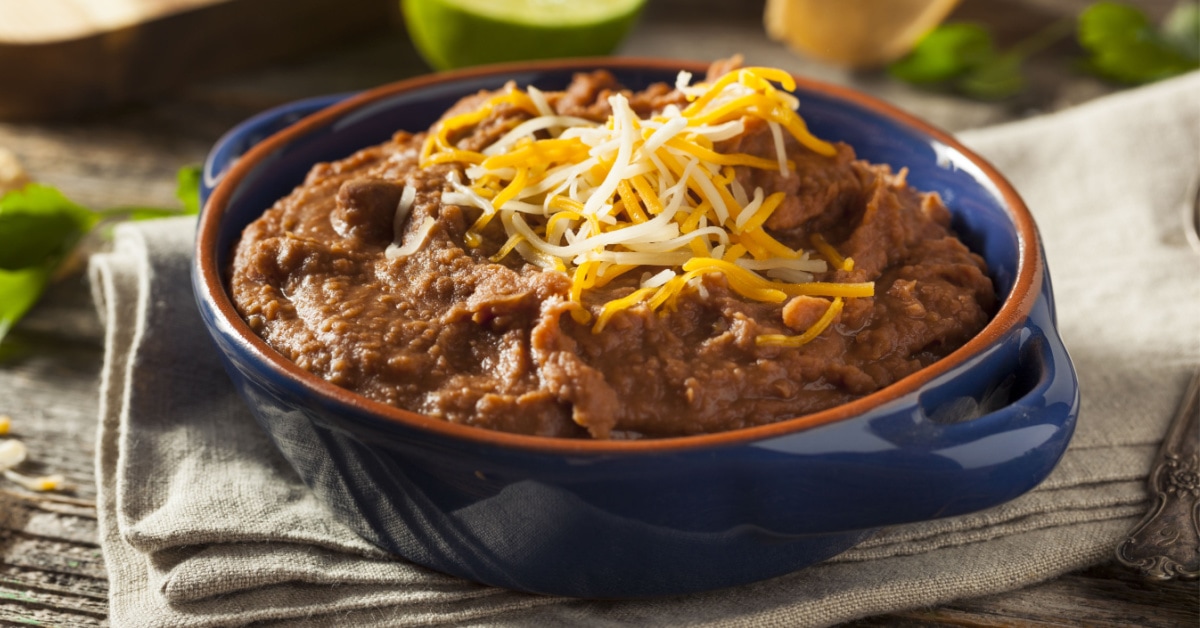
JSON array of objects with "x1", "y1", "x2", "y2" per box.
[{"x1": 196, "y1": 56, "x2": 1043, "y2": 454}]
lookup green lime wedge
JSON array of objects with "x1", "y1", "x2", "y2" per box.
[{"x1": 401, "y1": 0, "x2": 646, "y2": 71}]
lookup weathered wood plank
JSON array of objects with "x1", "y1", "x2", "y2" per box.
[
  {"x1": 0, "y1": 565, "x2": 107, "y2": 602},
  {"x1": 0, "y1": 501, "x2": 97, "y2": 547},
  {"x1": 0, "y1": 218, "x2": 109, "y2": 625},
  {"x1": 0, "y1": 581, "x2": 107, "y2": 619},
  {"x1": 0, "y1": 533, "x2": 106, "y2": 582},
  {"x1": 6, "y1": 275, "x2": 105, "y2": 347},
  {"x1": 0, "y1": 278, "x2": 104, "y2": 504},
  {"x1": 0, "y1": 600, "x2": 108, "y2": 627},
  {"x1": 0, "y1": 559, "x2": 108, "y2": 628}
]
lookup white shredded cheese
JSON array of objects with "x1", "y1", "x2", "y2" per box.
[
  {"x1": 392, "y1": 185, "x2": 416, "y2": 241},
  {"x1": 642, "y1": 116, "x2": 688, "y2": 154},
  {"x1": 768, "y1": 121, "x2": 788, "y2": 174},
  {"x1": 415, "y1": 65, "x2": 860, "y2": 334},
  {"x1": 734, "y1": 187, "x2": 766, "y2": 231},
  {"x1": 526, "y1": 85, "x2": 554, "y2": 117},
  {"x1": 674, "y1": 70, "x2": 693, "y2": 92},
  {"x1": 641, "y1": 268, "x2": 677, "y2": 288},
  {"x1": 386, "y1": 216, "x2": 437, "y2": 260},
  {"x1": 484, "y1": 115, "x2": 596, "y2": 156}
]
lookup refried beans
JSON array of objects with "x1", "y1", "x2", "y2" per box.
[{"x1": 229, "y1": 64, "x2": 996, "y2": 439}]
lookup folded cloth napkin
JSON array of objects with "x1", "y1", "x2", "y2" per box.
[{"x1": 89, "y1": 71, "x2": 1200, "y2": 627}]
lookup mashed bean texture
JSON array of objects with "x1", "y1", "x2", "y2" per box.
[{"x1": 230, "y1": 69, "x2": 995, "y2": 439}]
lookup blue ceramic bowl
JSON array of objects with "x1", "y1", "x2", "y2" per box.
[{"x1": 194, "y1": 59, "x2": 1078, "y2": 598}]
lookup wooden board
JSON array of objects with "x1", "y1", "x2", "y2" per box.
[{"x1": 0, "y1": 0, "x2": 398, "y2": 120}]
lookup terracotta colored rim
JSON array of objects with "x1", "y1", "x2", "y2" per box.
[{"x1": 197, "y1": 57, "x2": 1043, "y2": 454}]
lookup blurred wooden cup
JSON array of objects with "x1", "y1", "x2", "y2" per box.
[{"x1": 765, "y1": 0, "x2": 961, "y2": 69}]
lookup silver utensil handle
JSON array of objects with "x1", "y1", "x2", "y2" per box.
[{"x1": 1116, "y1": 370, "x2": 1200, "y2": 580}]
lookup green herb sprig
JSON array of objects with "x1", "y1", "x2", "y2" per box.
[
  {"x1": 888, "y1": 19, "x2": 1073, "y2": 100},
  {"x1": 0, "y1": 166, "x2": 201, "y2": 343},
  {"x1": 1079, "y1": 1, "x2": 1200, "y2": 83},
  {"x1": 888, "y1": 1, "x2": 1200, "y2": 99}
]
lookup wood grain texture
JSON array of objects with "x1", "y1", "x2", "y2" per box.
[
  {"x1": 0, "y1": 279, "x2": 109, "y2": 628},
  {"x1": 0, "y1": 0, "x2": 1197, "y2": 625}
]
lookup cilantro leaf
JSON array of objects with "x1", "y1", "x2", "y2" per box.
[
  {"x1": 0, "y1": 266, "x2": 52, "y2": 342},
  {"x1": 0, "y1": 165, "x2": 201, "y2": 345},
  {"x1": 0, "y1": 184, "x2": 96, "y2": 343},
  {"x1": 889, "y1": 23, "x2": 996, "y2": 84},
  {"x1": 91, "y1": 166, "x2": 202, "y2": 224},
  {"x1": 122, "y1": 207, "x2": 197, "y2": 221},
  {"x1": 176, "y1": 165, "x2": 202, "y2": 215},
  {"x1": 0, "y1": 185, "x2": 99, "y2": 271},
  {"x1": 892, "y1": 2, "x2": 1198, "y2": 98},
  {"x1": 888, "y1": 19, "x2": 1066, "y2": 100},
  {"x1": 1079, "y1": 1, "x2": 1200, "y2": 84}
]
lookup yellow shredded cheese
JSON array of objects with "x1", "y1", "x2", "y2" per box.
[
  {"x1": 757, "y1": 297, "x2": 845, "y2": 347},
  {"x1": 811, "y1": 233, "x2": 855, "y2": 271},
  {"x1": 419, "y1": 67, "x2": 873, "y2": 344}
]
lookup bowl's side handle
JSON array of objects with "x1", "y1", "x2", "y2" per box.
[
  {"x1": 900, "y1": 278, "x2": 1080, "y2": 521},
  {"x1": 200, "y1": 94, "x2": 351, "y2": 210}
]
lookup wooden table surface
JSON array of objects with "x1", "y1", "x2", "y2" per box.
[{"x1": 1, "y1": 0, "x2": 1197, "y2": 625}]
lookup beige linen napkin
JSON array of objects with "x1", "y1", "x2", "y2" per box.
[{"x1": 89, "y1": 71, "x2": 1200, "y2": 627}]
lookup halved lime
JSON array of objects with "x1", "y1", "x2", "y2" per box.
[{"x1": 401, "y1": 0, "x2": 646, "y2": 71}]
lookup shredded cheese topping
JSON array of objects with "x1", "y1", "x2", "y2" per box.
[{"x1": 416, "y1": 67, "x2": 874, "y2": 344}]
